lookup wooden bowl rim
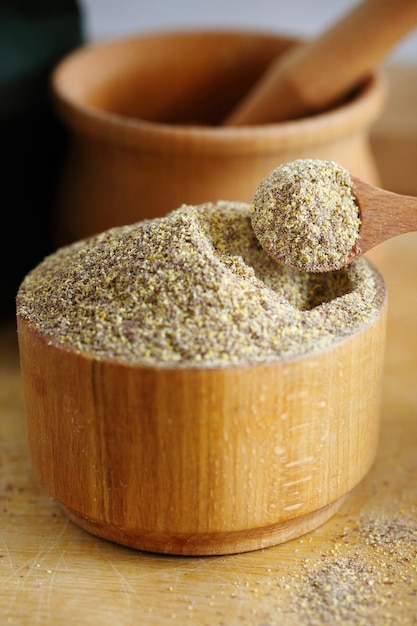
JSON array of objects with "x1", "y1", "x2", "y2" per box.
[
  {"x1": 50, "y1": 28, "x2": 387, "y2": 153},
  {"x1": 16, "y1": 273, "x2": 387, "y2": 373}
]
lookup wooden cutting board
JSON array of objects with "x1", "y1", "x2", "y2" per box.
[{"x1": 1, "y1": 65, "x2": 417, "y2": 625}]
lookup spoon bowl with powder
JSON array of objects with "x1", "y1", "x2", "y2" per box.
[{"x1": 252, "y1": 159, "x2": 417, "y2": 273}]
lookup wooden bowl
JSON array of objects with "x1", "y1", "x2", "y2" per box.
[
  {"x1": 51, "y1": 29, "x2": 386, "y2": 243},
  {"x1": 17, "y1": 285, "x2": 387, "y2": 556}
]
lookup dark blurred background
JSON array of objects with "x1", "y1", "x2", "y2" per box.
[{"x1": 0, "y1": 1, "x2": 83, "y2": 319}]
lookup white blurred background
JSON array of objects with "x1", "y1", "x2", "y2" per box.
[{"x1": 79, "y1": 0, "x2": 417, "y2": 64}]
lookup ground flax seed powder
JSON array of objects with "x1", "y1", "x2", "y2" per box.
[
  {"x1": 252, "y1": 159, "x2": 361, "y2": 272},
  {"x1": 17, "y1": 200, "x2": 385, "y2": 367}
]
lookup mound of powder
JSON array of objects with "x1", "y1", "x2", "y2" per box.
[
  {"x1": 16, "y1": 201, "x2": 384, "y2": 367},
  {"x1": 252, "y1": 159, "x2": 361, "y2": 272}
]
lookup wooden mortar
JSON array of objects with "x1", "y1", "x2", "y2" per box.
[
  {"x1": 51, "y1": 29, "x2": 386, "y2": 244},
  {"x1": 17, "y1": 284, "x2": 387, "y2": 556}
]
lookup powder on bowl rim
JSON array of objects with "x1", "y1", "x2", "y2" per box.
[
  {"x1": 251, "y1": 159, "x2": 361, "y2": 272},
  {"x1": 16, "y1": 201, "x2": 385, "y2": 368}
]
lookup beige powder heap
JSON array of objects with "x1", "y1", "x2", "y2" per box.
[
  {"x1": 252, "y1": 159, "x2": 361, "y2": 272},
  {"x1": 16, "y1": 201, "x2": 384, "y2": 367}
]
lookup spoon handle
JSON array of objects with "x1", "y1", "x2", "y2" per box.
[
  {"x1": 353, "y1": 178, "x2": 417, "y2": 255},
  {"x1": 224, "y1": 0, "x2": 417, "y2": 126}
]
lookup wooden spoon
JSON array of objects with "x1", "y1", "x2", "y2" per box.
[
  {"x1": 224, "y1": 0, "x2": 417, "y2": 126},
  {"x1": 252, "y1": 163, "x2": 417, "y2": 273},
  {"x1": 345, "y1": 177, "x2": 417, "y2": 269}
]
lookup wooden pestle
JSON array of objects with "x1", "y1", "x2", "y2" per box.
[{"x1": 224, "y1": 0, "x2": 417, "y2": 126}]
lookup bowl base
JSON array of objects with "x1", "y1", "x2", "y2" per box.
[{"x1": 61, "y1": 495, "x2": 347, "y2": 556}]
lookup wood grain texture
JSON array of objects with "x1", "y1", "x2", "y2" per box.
[
  {"x1": 1, "y1": 231, "x2": 416, "y2": 624},
  {"x1": 16, "y1": 295, "x2": 386, "y2": 555}
]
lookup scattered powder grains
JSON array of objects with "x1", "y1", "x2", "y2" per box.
[
  {"x1": 293, "y1": 557, "x2": 381, "y2": 624},
  {"x1": 16, "y1": 201, "x2": 384, "y2": 367},
  {"x1": 252, "y1": 159, "x2": 361, "y2": 272},
  {"x1": 275, "y1": 514, "x2": 417, "y2": 625}
]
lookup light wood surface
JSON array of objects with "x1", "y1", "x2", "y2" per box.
[
  {"x1": 224, "y1": 0, "x2": 417, "y2": 125},
  {"x1": 1, "y1": 65, "x2": 417, "y2": 624},
  {"x1": 371, "y1": 64, "x2": 417, "y2": 195},
  {"x1": 1, "y1": 231, "x2": 416, "y2": 624}
]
